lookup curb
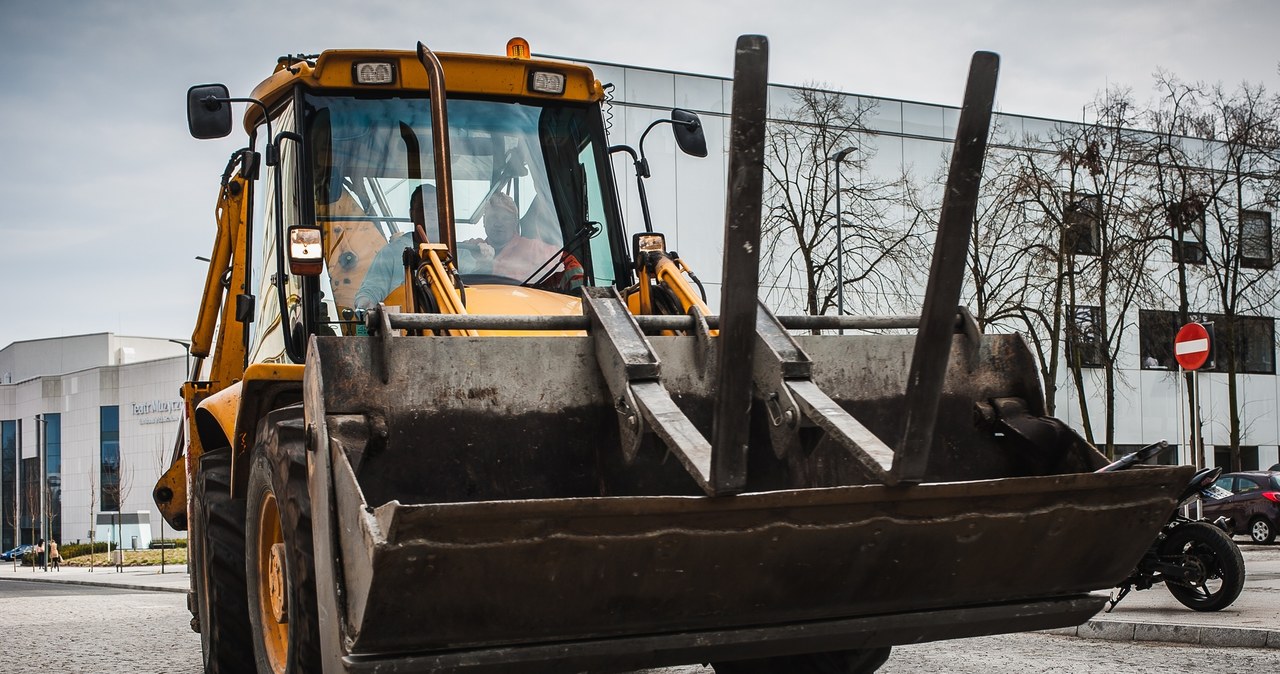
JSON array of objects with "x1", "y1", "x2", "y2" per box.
[
  {"x1": 1045, "y1": 619, "x2": 1280, "y2": 649},
  {"x1": 0, "y1": 572, "x2": 187, "y2": 594}
]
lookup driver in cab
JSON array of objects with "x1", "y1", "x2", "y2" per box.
[{"x1": 460, "y1": 192, "x2": 562, "y2": 281}]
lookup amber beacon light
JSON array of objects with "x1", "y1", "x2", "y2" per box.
[{"x1": 506, "y1": 37, "x2": 531, "y2": 59}]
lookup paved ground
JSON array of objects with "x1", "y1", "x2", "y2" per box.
[
  {"x1": 1055, "y1": 541, "x2": 1280, "y2": 648},
  {"x1": 0, "y1": 578, "x2": 202, "y2": 673}
]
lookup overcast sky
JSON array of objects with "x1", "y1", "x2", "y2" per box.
[{"x1": 1, "y1": 0, "x2": 1276, "y2": 352}]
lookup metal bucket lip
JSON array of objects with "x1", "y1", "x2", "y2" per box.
[{"x1": 370, "y1": 465, "x2": 1191, "y2": 542}]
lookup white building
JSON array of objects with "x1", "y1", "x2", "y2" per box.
[{"x1": 1, "y1": 333, "x2": 188, "y2": 550}]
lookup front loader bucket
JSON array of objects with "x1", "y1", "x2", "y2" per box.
[{"x1": 303, "y1": 328, "x2": 1189, "y2": 672}]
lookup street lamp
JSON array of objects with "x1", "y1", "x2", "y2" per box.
[
  {"x1": 828, "y1": 146, "x2": 856, "y2": 332},
  {"x1": 167, "y1": 339, "x2": 192, "y2": 381}
]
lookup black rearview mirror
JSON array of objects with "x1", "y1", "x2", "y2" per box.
[
  {"x1": 187, "y1": 84, "x2": 233, "y2": 140},
  {"x1": 671, "y1": 109, "x2": 707, "y2": 158}
]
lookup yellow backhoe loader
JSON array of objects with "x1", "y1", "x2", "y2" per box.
[{"x1": 153, "y1": 35, "x2": 1190, "y2": 673}]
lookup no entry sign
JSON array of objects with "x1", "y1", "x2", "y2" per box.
[{"x1": 1174, "y1": 322, "x2": 1212, "y2": 370}]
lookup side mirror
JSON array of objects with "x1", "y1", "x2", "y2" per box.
[
  {"x1": 671, "y1": 109, "x2": 707, "y2": 158},
  {"x1": 187, "y1": 84, "x2": 233, "y2": 139}
]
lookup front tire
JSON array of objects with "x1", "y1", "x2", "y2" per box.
[
  {"x1": 1249, "y1": 517, "x2": 1276, "y2": 544},
  {"x1": 192, "y1": 447, "x2": 256, "y2": 673},
  {"x1": 245, "y1": 410, "x2": 321, "y2": 674},
  {"x1": 1161, "y1": 521, "x2": 1246, "y2": 611}
]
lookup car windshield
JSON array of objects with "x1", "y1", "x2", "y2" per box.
[{"x1": 1270, "y1": 475, "x2": 1280, "y2": 490}]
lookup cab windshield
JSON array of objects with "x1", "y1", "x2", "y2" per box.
[{"x1": 302, "y1": 93, "x2": 617, "y2": 320}]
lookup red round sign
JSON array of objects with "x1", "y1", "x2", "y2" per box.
[{"x1": 1174, "y1": 322, "x2": 1211, "y2": 370}]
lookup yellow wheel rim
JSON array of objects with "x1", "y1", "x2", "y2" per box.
[{"x1": 255, "y1": 489, "x2": 289, "y2": 673}]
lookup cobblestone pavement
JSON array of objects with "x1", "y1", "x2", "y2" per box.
[
  {"x1": 879, "y1": 632, "x2": 1280, "y2": 673},
  {"x1": 0, "y1": 579, "x2": 201, "y2": 673}
]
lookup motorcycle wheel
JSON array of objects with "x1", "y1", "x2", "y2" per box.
[{"x1": 1160, "y1": 521, "x2": 1245, "y2": 612}]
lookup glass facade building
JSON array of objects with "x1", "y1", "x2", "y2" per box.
[{"x1": 575, "y1": 57, "x2": 1280, "y2": 469}]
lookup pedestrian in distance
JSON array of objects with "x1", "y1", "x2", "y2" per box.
[
  {"x1": 49, "y1": 540, "x2": 60, "y2": 571},
  {"x1": 34, "y1": 539, "x2": 44, "y2": 572}
]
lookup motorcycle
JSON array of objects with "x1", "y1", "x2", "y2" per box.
[{"x1": 1100, "y1": 440, "x2": 1246, "y2": 612}]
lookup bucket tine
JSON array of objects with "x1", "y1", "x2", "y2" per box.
[
  {"x1": 711, "y1": 34, "x2": 770, "y2": 495},
  {"x1": 582, "y1": 287, "x2": 716, "y2": 494},
  {"x1": 752, "y1": 303, "x2": 897, "y2": 484},
  {"x1": 893, "y1": 51, "x2": 999, "y2": 484}
]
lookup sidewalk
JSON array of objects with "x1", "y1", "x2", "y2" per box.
[
  {"x1": 2, "y1": 544, "x2": 1277, "y2": 649},
  {"x1": 1047, "y1": 542, "x2": 1280, "y2": 648},
  {"x1": 0, "y1": 560, "x2": 190, "y2": 594}
]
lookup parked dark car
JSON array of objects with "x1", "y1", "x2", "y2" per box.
[
  {"x1": 0, "y1": 544, "x2": 34, "y2": 561},
  {"x1": 1203, "y1": 471, "x2": 1280, "y2": 544}
]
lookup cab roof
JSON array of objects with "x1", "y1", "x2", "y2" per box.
[{"x1": 244, "y1": 46, "x2": 604, "y2": 133}]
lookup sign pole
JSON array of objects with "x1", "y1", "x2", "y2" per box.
[
  {"x1": 1176, "y1": 365, "x2": 1185, "y2": 465},
  {"x1": 1187, "y1": 370, "x2": 1198, "y2": 473}
]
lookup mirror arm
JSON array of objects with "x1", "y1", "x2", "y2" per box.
[
  {"x1": 637, "y1": 118, "x2": 676, "y2": 165},
  {"x1": 607, "y1": 109, "x2": 704, "y2": 243},
  {"x1": 608, "y1": 144, "x2": 655, "y2": 233},
  {"x1": 208, "y1": 96, "x2": 274, "y2": 162}
]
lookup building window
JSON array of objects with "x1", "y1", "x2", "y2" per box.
[
  {"x1": 100, "y1": 406, "x2": 120, "y2": 512},
  {"x1": 1137, "y1": 310, "x2": 1272, "y2": 374},
  {"x1": 1240, "y1": 210, "x2": 1273, "y2": 269},
  {"x1": 1225, "y1": 316, "x2": 1276, "y2": 375},
  {"x1": 1139, "y1": 310, "x2": 1181, "y2": 370},
  {"x1": 1168, "y1": 197, "x2": 1205, "y2": 264},
  {"x1": 1068, "y1": 305, "x2": 1105, "y2": 367},
  {"x1": 1065, "y1": 192, "x2": 1102, "y2": 256},
  {"x1": 1, "y1": 420, "x2": 15, "y2": 550},
  {"x1": 1240, "y1": 446, "x2": 1259, "y2": 471},
  {"x1": 1215, "y1": 446, "x2": 1260, "y2": 472},
  {"x1": 41, "y1": 414, "x2": 61, "y2": 544}
]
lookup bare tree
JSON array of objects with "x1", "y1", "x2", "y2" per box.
[
  {"x1": 87, "y1": 463, "x2": 98, "y2": 571},
  {"x1": 154, "y1": 434, "x2": 173, "y2": 572},
  {"x1": 1146, "y1": 71, "x2": 1216, "y2": 465},
  {"x1": 1148, "y1": 75, "x2": 1280, "y2": 468},
  {"x1": 760, "y1": 85, "x2": 927, "y2": 322},
  {"x1": 1067, "y1": 88, "x2": 1170, "y2": 456},
  {"x1": 23, "y1": 477, "x2": 39, "y2": 571},
  {"x1": 964, "y1": 132, "x2": 1076, "y2": 416},
  {"x1": 973, "y1": 89, "x2": 1165, "y2": 455},
  {"x1": 4, "y1": 491, "x2": 18, "y2": 570}
]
